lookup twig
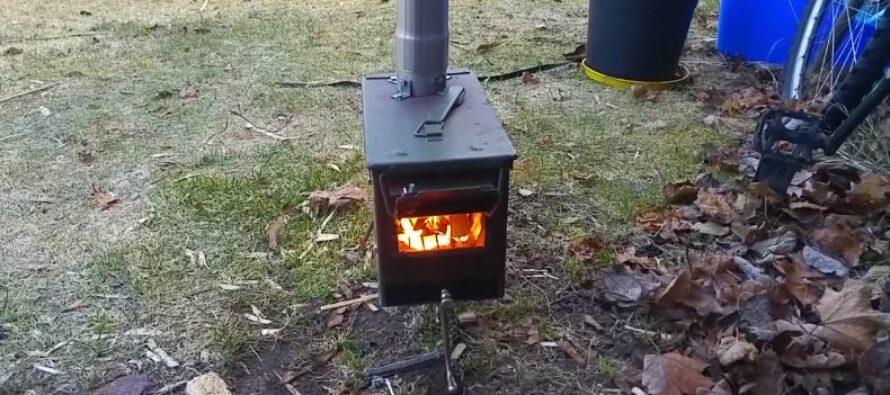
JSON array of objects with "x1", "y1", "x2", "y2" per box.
[
  {"x1": 228, "y1": 110, "x2": 288, "y2": 141},
  {"x1": 275, "y1": 80, "x2": 360, "y2": 88},
  {"x1": 319, "y1": 293, "x2": 379, "y2": 311},
  {"x1": 479, "y1": 61, "x2": 573, "y2": 82},
  {"x1": 623, "y1": 325, "x2": 672, "y2": 340},
  {"x1": 153, "y1": 380, "x2": 187, "y2": 394},
  {"x1": 0, "y1": 132, "x2": 31, "y2": 143},
  {"x1": 1, "y1": 33, "x2": 98, "y2": 44},
  {"x1": 199, "y1": 0, "x2": 209, "y2": 11},
  {"x1": 0, "y1": 82, "x2": 59, "y2": 105}
]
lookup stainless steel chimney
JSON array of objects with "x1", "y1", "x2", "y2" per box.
[{"x1": 394, "y1": 0, "x2": 449, "y2": 98}]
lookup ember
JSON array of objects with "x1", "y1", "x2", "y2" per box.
[{"x1": 397, "y1": 213, "x2": 485, "y2": 252}]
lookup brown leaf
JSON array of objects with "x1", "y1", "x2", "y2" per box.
[
  {"x1": 630, "y1": 84, "x2": 660, "y2": 102},
  {"x1": 716, "y1": 337, "x2": 758, "y2": 366},
  {"x1": 569, "y1": 235, "x2": 605, "y2": 261},
  {"x1": 642, "y1": 352, "x2": 714, "y2": 395},
  {"x1": 521, "y1": 72, "x2": 540, "y2": 85},
  {"x1": 615, "y1": 365, "x2": 644, "y2": 391},
  {"x1": 267, "y1": 204, "x2": 293, "y2": 251},
  {"x1": 783, "y1": 281, "x2": 890, "y2": 352},
  {"x1": 91, "y1": 374, "x2": 150, "y2": 395},
  {"x1": 692, "y1": 222, "x2": 730, "y2": 237},
  {"x1": 663, "y1": 181, "x2": 700, "y2": 205},
  {"x1": 776, "y1": 257, "x2": 823, "y2": 305},
  {"x1": 811, "y1": 226, "x2": 864, "y2": 267},
  {"x1": 326, "y1": 314, "x2": 345, "y2": 329},
  {"x1": 738, "y1": 350, "x2": 784, "y2": 395},
  {"x1": 656, "y1": 269, "x2": 725, "y2": 317},
  {"x1": 601, "y1": 267, "x2": 662, "y2": 308},
  {"x1": 563, "y1": 44, "x2": 586, "y2": 62},
  {"x1": 559, "y1": 338, "x2": 585, "y2": 365},
  {"x1": 91, "y1": 186, "x2": 119, "y2": 210},
  {"x1": 859, "y1": 341, "x2": 890, "y2": 395},
  {"x1": 308, "y1": 186, "x2": 366, "y2": 210},
  {"x1": 696, "y1": 189, "x2": 735, "y2": 225},
  {"x1": 835, "y1": 174, "x2": 890, "y2": 214},
  {"x1": 178, "y1": 82, "x2": 200, "y2": 99},
  {"x1": 315, "y1": 348, "x2": 339, "y2": 364}
]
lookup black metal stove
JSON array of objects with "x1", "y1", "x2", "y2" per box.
[{"x1": 361, "y1": 0, "x2": 516, "y2": 392}]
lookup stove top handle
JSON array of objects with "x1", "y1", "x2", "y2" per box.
[{"x1": 378, "y1": 167, "x2": 508, "y2": 219}]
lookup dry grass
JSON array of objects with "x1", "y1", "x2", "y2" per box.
[{"x1": 1, "y1": 0, "x2": 726, "y2": 393}]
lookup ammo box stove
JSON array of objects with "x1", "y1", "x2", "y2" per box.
[{"x1": 361, "y1": 0, "x2": 516, "y2": 392}]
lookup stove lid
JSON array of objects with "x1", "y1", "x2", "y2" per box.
[{"x1": 362, "y1": 70, "x2": 517, "y2": 171}]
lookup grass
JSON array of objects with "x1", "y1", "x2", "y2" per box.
[{"x1": 1, "y1": 0, "x2": 728, "y2": 392}]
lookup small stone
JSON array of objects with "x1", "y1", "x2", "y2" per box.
[
  {"x1": 39, "y1": 106, "x2": 51, "y2": 116},
  {"x1": 185, "y1": 372, "x2": 231, "y2": 395}
]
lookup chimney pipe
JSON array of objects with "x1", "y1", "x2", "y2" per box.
[{"x1": 395, "y1": 0, "x2": 449, "y2": 98}]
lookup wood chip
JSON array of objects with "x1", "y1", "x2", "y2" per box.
[
  {"x1": 218, "y1": 284, "x2": 241, "y2": 291},
  {"x1": 319, "y1": 293, "x2": 379, "y2": 311},
  {"x1": 451, "y1": 343, "x2": 467, "y2": 361},
  {"x1": 278, "y1": 369, "x2": 307, "y2": 385},
  {"x1": 124, "y1": 328, "x2": 163, "y2": 337},
  {"x1": 145, "y1": 350, "x2": 162, "y2": 363},
  {"x1": 457, "y1": 312, "x2": 479, "y2": 325},
  {"x1": 261, "y1": 328, "x2": 283, "y2": 336},
  {"x1": 33, "y1": 363, "x2": 64, "y2": 375},
  {"x1": 244, "y1": 313, "x2": 272, "y2": 325},
  {"x1": 60, "y1": 299, "x2": 88, "y2": 313},
  {"x1": 316, "y1": 233, "x2": 339, "y2": 242},
  {"x1": 540, "y1": 342, "x2": 559, "y2": 348},
  {"x1": 364, "y1": 302, "x2": 379, "y2": 312},
  {"x1": 284, "y1": 384, "x2": 302, "y2": 395},
  {"x1": 326, "y1": 314, "x2": 345, "y2": 328}
]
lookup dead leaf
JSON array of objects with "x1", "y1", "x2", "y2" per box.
[
  {"x1": 563, "y1": 44, "x2": 586, "y2": 62},
  {"x1": 457, "y1": 311, "x2": 479, "y2": 325},
  {"x1": 308, "y1": 186, "x2": 366, "y2": 210},
  {"x1": 91, "y1": 186, "x2": 119, "y2": 210},
  {"x1": 777, "y1": 257, "x2": 823, "y2": 305},
  {"x1": 601, "y1": 268, "x2": 662, "y2": 308},
  {"x1": 801, "y1": 246, "x2": 850, "y2": 277},
  {"x1": 782, "y1": 281, "x2": 890, "y2": 352},
  {"x1": 835, "y1": 174, "x2": 890, "y2": 214},
  {"x1": 716, "y1": 337, "x2": 758, "y2": 366},
  {"x1": 185, "y1": 372, "x2": 231, "y2": 395},
  {"x1": 751, "y1": 232, "x2": 799, "y2": 257},
  {"x1": 518, "y1": 188, "x2": 534, "y2": 197},
  {"x1": 656, "y1": 269, "x2": 725, "y2": 317},
  {"x1": 663, "y1": 181, "x2": 700, "y2": 205},
  {"x1": 267, "y1": 205, "x2": 293, "y2": 251},
  {"x1": 693, "y1": 222, "x2": 731, "y2": 237},
  {"x1": 61, "y1": 299, "x2": 89, "y2": 313},
  {"x1": 521, "y1": 72, "x2": 540, "y2": 85},
  {"x1": 559, "y1": 338, "x2": 585, "y2": 365},
  {"x1": 91, "y1": 374, "x2": 150, "y2": 395},
  {"x1": 178, "y1": 83, "x2": 200, "y2": 100},
  {"x1": 737, "y1": 351, "x2": 784, "y2": 395},
  {"x1": 696, "y1": 189, "x2": 735, "y2": 224},
  {"x1": 315, "y1": 348, "x2": 339, "y2": 364},
  {"x1": 569, "y1": 235, "x2": 605, "y2": 261},
  {"x1": 860, "y1": 341, "x2": 890, "y2": 395},
  {"x1": 630, "y1": 84, "x2": 660, "y2": 101},
  {"x1": 326, "y1": 314, "x2": 344, "y2": 329},
  {"x1": 811, "y1": 226, "x2": 864, "y2": 267},
  {"x1": 642, "y1": 352, "x2": 714, "y2": 395}
]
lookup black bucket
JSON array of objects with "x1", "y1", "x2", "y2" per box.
[{"x1": 585, "y1": 0, "x2": 699, "y2": 82}]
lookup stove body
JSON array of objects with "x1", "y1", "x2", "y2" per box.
[{"x1": 363, "y1": 71, "x2": 516, "y2": 306}]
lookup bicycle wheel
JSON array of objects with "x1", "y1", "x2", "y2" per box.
[{"x1": 782, "y1": 0, "x2": 887, "y2": 103}]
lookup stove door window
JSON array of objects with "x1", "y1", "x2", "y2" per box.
[{"x1": 396, "y1": 212, "x2": 486, "y2": 253}]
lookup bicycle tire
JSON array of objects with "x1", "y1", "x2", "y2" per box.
[
  {"x1": 821, "y1": 8, "x2": 890, "y2": 132},
  {"x1": 810, "y1": 0, "x2": 867, "y2": 73},
  {"x1": 783, "y1": 0, "x2": 833, "y2": 100}
]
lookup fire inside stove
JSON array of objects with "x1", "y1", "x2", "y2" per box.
[{"x1": 396, "y1": 212, "x2": 486, "y2": 253}]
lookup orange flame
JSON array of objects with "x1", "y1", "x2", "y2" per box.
[{"x1": 396, "y1": 212, "x2": 485, "y2": 253}]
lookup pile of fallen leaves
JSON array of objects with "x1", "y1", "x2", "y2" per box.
[{"x1": 600, "y1": 164, "x2": 890, "y2": 395}]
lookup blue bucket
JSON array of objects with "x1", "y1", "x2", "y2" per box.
[
  {"x1": 717, "y1": 0, "x2": 809, "y2": 64},
  {"x1": 718, "y1": 0, "x2": 882, "y2": 66}
]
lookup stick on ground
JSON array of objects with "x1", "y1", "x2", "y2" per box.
[{"x1": 0, "y1": 82, "x2": 59, "y2": 105}]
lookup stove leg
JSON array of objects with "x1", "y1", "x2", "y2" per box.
[{"x1": 439, "y1": 289, "x2": 463, "y2": 395}]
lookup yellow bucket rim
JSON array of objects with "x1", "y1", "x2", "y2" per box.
[{"x1": 581, "y1": 59, "x2": 691, "y2": 90}]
